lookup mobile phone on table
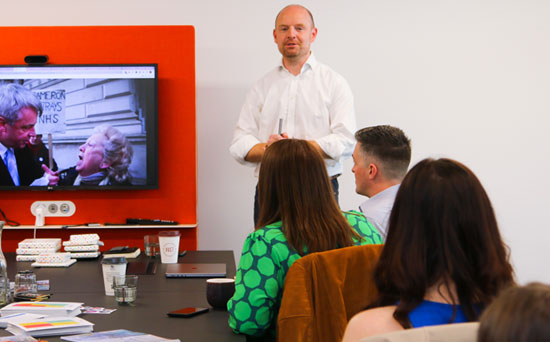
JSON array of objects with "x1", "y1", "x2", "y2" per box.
[{"x1": 167, "y1": 307, "x2": 209, "y2": 318}]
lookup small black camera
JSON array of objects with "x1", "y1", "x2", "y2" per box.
[{"x1": 24, "y1": 55, "x2": 49, "y2": 65}]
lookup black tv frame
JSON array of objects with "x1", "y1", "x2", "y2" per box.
[{"x1": 0, "y1": 63, "x2": 159, "y2": 191}]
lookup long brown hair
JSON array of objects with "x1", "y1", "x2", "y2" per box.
[
  {"x1": 373, "y1": 158, "x2": 514, "y2": 328},
  {"x1": 257, "y1": 139, "x2": 360, "y2": 255}
]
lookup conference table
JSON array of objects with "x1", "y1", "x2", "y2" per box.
[{"x1": 0, "y1": 251, "x2": 245, "y2": 341}]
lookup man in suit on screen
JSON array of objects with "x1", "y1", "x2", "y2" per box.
[{"x1": 0, "y1": 83, "x2": 57, "y2": 186}]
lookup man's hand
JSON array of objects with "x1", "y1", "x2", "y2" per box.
[
  {"x1": 41, "y1": 164, "x2": 60, "y2": 186},
  {"x1": 266, "y1": 133, "x2": 288, "y2": 148},
  {"x1": 245, "y1": 133, "x2": 289, "y2": 163}
]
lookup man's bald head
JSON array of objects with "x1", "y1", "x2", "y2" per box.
[{"x1": 275, "y1": 4, "x2": 315, "y2": 29}]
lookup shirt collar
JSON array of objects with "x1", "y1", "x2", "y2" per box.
[
  {"x1": 305, "y1": 52, "x2": 317, "y2": 69},
  {"x1": 369, "y1": 184, "x2": 400, "y2": 202},
  {"x1": 279, "y1": 51, "x2": 317, "y2": 75},
  {"x1": 0, "y1": 143, "x2": 8, "y2": 160}
]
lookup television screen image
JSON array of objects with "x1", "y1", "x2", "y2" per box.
[{"x1": 0, "y1": 64, "x2": 158, "y2": 190}]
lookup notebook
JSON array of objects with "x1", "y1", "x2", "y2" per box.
[
  {"x1": 127, "y1": 260, "x2": 157, "y2": 275},
  {"x1": 165, "y1": 263, "x2": 226, "y2": 278}
]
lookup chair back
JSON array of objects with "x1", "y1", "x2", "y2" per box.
[
  {"x1": 360, "y1": 322, "x2": 479, "y2": 342},
  {"x1": 277, "y1": 244, "x2": 383, "y2": 342}
]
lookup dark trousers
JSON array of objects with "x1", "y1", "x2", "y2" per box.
[{"x1": 253, "y1": 178, "x2": 340, "y2": 226}]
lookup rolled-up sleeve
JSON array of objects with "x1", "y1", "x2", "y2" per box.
[{"x1": 314, "y1": 74, "x2": 356, "y2": 162}]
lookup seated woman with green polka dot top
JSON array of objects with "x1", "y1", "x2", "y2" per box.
[{"x1": 227, "y1": 139, "x2": 383, "y2": 339}]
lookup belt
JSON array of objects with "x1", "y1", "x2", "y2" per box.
[{"x1": 330, "y1": 174, "x2": 341, "y2": 181}]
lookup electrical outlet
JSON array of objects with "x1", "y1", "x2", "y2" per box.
[{"x1": 30, "y1": 201, "x2": 76, "y2": 217}]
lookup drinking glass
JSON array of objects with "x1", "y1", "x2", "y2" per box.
[
  {"x1": 144, "y1": 235, "x2": 160, "y2": 257},
  {"x1": 15, "y1": 270, "x2": 37, "y2": 295},
  {"x1": 113, "y1": 275, "x2": 138, "y2": 304}
]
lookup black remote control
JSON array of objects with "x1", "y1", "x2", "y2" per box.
[{"x1": 126, "y1": 218, "x2": 178, "y2": 225}]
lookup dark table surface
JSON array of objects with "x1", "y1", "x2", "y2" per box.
[{"x1": 0, "y1": 251, "x2": 245, "y2": 341}]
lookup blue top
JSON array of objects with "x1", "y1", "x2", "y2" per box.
[{"x1": 409, "y1": 300, "x2": 470, "y2": 328}]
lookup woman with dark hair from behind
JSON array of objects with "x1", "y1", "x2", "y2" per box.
[
  {"x1": 342, "y1": 158, "x2": 514, "y2": 341},
  {"x1": 227, "y1": 139, "x2": 382, "y2": 340},
  {"x1": 478, "y1": 282, "x2": 550, "y2": 342}
]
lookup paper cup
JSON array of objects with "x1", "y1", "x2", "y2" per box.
[
  {"x1": 158, "y1": 231, "x2": 181, "y2": 264},
  {"x1": 101, "y1": 257, "x2": 127, "y2": 296}
]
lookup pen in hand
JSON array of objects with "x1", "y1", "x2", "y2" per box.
[{"x1": 278, "y1": 118, "x2": 283, "y2": 136}]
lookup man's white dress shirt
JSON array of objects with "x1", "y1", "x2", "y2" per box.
[
  {"x1": 359, "y1": 184, "x2": 400, "y2": 240},
  {"x1": 229, "y1": 53, "x2": 356, "y2": 177}
]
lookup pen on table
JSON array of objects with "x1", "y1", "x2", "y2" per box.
[
  {"x1": 179, "y1": 250, "x2": 187, "y2": 258},
  {"x1": 278, "y1": 118, "x2": 283, "y2": 136}
]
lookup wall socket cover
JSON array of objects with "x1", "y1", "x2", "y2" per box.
[{"x1": 30, "y1": 201, "x2": 76, "y2": 217}]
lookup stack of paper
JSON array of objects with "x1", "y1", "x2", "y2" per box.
[
  {"x1": 0, "y1": 336, "x2": 39, "y2": 341},
  {"x1": 60, "y1": 329, "x2": 180, "y2": 341},
  {"x1": 0, "y1": 301, "x2": 84, "y2": 317},
  {"x1": 6, "y1": 316, "x2": 93, "y2": 337},
  {"x1": 63, "y1": 234, "x2": 103, "y2": 259},
  {"x1": 30, "y1": 252, "x2": 76, "y2": 268},
  {"x1": 0, "y1": 313, "x2": 45, "y2": 328},
  {"x1": 16, "y1": 239, "x2": 61, "y2": 262}
]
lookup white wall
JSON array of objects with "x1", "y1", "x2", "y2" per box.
[{"x1": 3, "y1": 0, "x2": 549, "y2": 284}]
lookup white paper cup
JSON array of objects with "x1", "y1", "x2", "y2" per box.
[
  {"x1": 101, "y1": 257, "x2": 127, "y2": 296},
  {"x1": 158, "y1": 231, "x2": 181, "y2": 264}
]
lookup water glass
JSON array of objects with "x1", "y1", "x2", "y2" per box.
[
  {"x1": 15, "y1": 270, "x2": 37, "y2": 295},
  {"x1": 113, "y1": 275, "x2": 138, "y2": 304},
  {"x1": 144, "y1": 235, "x2": 160, "y2": 257}
]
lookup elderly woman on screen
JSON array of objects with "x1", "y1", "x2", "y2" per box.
[
  {"x1": 342, "y1": 158, "x2": 515, "y2": 341},
  {"x1": 58, "y1": 125, "x2": 133, "y2": 186}
]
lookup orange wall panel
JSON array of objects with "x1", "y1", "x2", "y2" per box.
[{"x1": 0, "y1": 26, "x2": 197, "y2": 250}]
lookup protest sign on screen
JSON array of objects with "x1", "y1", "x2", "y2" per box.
[{"x1": 34, "y1": 89, "x2": 66, "y2": 134}]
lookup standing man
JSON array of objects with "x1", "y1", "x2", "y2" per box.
[
  {"x1": 0, "y1": 83, "x2": 57, "y2": 186},
  {"x1": 352, "y1": 125, "x2": 411, "y2": 239},
  {"x1": 230, "y1": 5, "x2": 356, "y2": 224}
]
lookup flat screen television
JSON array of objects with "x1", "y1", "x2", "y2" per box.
[{"x1": 0, "y1": 64, "x2": 158, "y2": 190}]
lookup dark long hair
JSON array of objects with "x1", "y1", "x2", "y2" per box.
[
  {"x1": 373, "y1": 158, "x2": 514, "y2": 328},
  {"x1": 256, "y1": 139, "x2": 361, "y2": 255}
]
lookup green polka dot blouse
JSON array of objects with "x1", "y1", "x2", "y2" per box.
[{"x1": 227, "y1": 210, "x2": 383, "y2": 337}]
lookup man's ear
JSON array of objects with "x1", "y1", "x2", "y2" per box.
[
  {"x1": 368, "y1": 163, "x2": 378, "y2": 180},
  {"x1": 310, "y1": 27, "x2": 318, "y2": 43},
  {"x1": 0, "y1": 117, "x2": 7, "y2": 135}
]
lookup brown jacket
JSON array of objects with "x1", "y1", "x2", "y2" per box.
[{"x1": 277, "y1": 244, "x2": 383, "y2": 342}]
